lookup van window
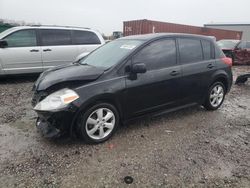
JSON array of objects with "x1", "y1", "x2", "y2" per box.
[
  {"x1": 40, "y1": 29, "x2": 71, "y2": 46},
  {"x1": 201, "y1": 40, "x2": 212, "y2": 60},
  {"x1": 72, "y1": 30, "x2": 101, "y2": 45},
  {"x1": 178, "y1": 38, "x2": 203, "y2": 64},
  {"x1": 4, "y1": 29, "x2": 37, "y2": 47},
  {"x1": 133, "y1": 39, "x2": 177, "y2": 70}
]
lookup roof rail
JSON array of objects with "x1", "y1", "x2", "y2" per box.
[{"x1": 29, "y1": 25, "x2": 90, "y2": 30}]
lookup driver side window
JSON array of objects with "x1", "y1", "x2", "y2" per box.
[
  {"x1": 4, "y1": 29, "x2": 37, "y2": 48},
  {"x1": 133, "y1": 39, "x2": 177, "y2": 71}
]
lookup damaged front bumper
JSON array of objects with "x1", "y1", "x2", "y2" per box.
[{"x1": 35, "y1": 109, "x2": 77, "y2": 138}]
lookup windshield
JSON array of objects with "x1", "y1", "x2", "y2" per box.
[
  {"x1": 217, "y1": 40, "x2": 240, "y2": 49},
  {"x1": 79, "y1": 39, "x2": 143, "y2": 69}
]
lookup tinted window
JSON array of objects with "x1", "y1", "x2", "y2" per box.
[
  {"x1": 4, "y1": 29, "x2": 37, "y2": 47},
  {"x1": 133, "y1": 39, "x2": 176, "y2": 70},
  {"x1": 202, "y1": 40, "x2": 212, "y2": 60},
  {"x1": 215, "y1": 45, "x2": 225, "y2": 58},
  {"x1": 72, "y1": 30, "x2": 101, "y2": 45},
  {"x1": 40, "y1": 29, "x2": 71, "y2": 46},
  {"x1": 179, "y1": 38, "x2": 203, "y2": 64}
]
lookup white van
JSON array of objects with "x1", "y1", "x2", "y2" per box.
[{"x1": 0, "y1": 26, "x2": 105, "y2": 75}]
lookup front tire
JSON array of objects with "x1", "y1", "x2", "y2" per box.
[
  {"x1": 77, "y1": 103, "x2": 119, "y2": 144},
  {"x1": 203, "y1": 82, "x2": 226, "y2": 111}
]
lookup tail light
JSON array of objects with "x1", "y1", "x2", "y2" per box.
[{"x1": 221, "y1": 57, "x2": 232, "y2": 67}]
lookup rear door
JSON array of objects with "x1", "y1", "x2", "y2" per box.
[
  {"x1": 125, "y1": 38, "x2": 182, "y2": 118},
  {"x1": 178, "y1": 38, "x2": 215, "y2": 104},
  {"x1": 0, "y1": 29, "x2": 42, "y2": 74},
  {"x1": 39, "y1": 29, "x2": 78, "y2": 70}
]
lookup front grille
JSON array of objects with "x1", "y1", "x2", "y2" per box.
[{"x1": 31, "y1": 91, "x2": 48, "y2": 107}]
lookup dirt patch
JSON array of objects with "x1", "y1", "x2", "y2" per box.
[{"x1": 0, "y1": 67, "x2": 249, "y2": 187}]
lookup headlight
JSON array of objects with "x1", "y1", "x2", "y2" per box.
[{"x1": 34, "y1": 88, "x2": 79, "y2": 111}]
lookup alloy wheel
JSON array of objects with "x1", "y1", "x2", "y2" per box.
[
  {"x1": 209, "y1": 85, "x2": 224, "y2": 108},
  {"x1": 85, "y1": 108, "x2": 115, "y2": 140}
]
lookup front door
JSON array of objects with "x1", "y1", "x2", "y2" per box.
[
  {"x1": 124, "y1": 38, "x2": 182, "y2": 119},
  {"x1": 0, "y1": 29, "x2": 42, "y2": 74}
]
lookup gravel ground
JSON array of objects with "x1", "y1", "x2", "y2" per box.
[{"x1": 0, "y1": 66, "x2": 249, "y2": 188}]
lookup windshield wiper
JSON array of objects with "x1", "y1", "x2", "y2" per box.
[{"x1": 80, "y1": 63, "x2": 96, "y2": 67}]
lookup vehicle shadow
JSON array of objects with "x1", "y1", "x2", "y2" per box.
[
  {"x1": 0, "y1": 74, "x2": 39, "y2": 84},
  {"x1": 49, "y1": 105, "x2": 205, "y2": 146}
]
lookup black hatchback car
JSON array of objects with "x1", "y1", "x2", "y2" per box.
[{"x1": 32, "y1": 33, "x2": 233, "y2": 143}]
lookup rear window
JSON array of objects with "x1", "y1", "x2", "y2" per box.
[
  {"x1": 40, "y1": 29, "x2": 72, "y2": 46},
  {"x1": 72, "y1": 30, "x2": 101, "y2": 45},
  {"x1": 178, "y1": 38, "x2": 203, "y2": 64}
]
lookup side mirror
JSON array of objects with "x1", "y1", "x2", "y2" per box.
[
  {"x1": 131, "y1": 63, "x2": 147, "y2": 74},
  {"x1": 0, "y1": 40, "x2": 8, "y2": 48}
]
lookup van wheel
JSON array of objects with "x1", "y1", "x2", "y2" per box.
[
  {"x1": 77, "y1": 103, "x2": 119, "y2": 144},
  {"x1": 204, "y1": 82, "x2": 225, "y2": 111}
]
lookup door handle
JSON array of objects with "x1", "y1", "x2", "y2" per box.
[
  {"x1": 43, "y1": 49, "x2": 52, "y2": 52},
  {"x1": 170, "y1": 70, "x2": 180, "y2": 76},
  {"x1": 30, "y1": 49, "x2": 39, "y2": 52},
  {"x1": 207, "y1": 64, "x2": 215, "y2": 69}
]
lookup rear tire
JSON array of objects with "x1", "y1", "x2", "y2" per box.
[
  {"x1": 203, "y1": 82, "x2": 226, "y2": 111},
  {"x1": 76, "y1": 103, "x2": 119, "y2": 144}
]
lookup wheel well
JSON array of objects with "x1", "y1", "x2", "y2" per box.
[
  {"x1": 70, "y1": 97, "x2": 122, "y2": 136},
  {"x1": 213, "y1": 77, "x2": 228, "y2": 92}
]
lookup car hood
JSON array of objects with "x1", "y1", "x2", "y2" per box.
[{"x1": 34, "y1": 63, "x2": 105, "y2": 91}]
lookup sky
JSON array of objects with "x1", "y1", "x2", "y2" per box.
[{"x1": 0, "y1": 0, "x2": 250, "y2": 35}]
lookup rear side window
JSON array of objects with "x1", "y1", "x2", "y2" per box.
[
  {"x1": 40, "y1": 29, "x2": 71, "y2": 46},
  {"x1": 4, "y1": 29, "x2": 37, "y2": 47},
  {"x1": 215, "y1": 45, "x2": 225, "y2": 58},
  {"x1": 201, "y1": 40, "x2": 212, "y2": 60},
  {"x1": 72, "y1": 30, "x2": 101, "y2": 45},
  {"x1": 133, "y1": 39, "x2": 177, "y2": 70},
  {"x1": 178, "y1": 38, "x2": 203, "y2": 64}
]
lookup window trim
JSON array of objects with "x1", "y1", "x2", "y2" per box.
[
  {"x1": 3, "y1": 29, "x2": 39, "y2": 48},
  {"x1": 132, "y1": 38, "x2": 178, "y2": 71}
]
